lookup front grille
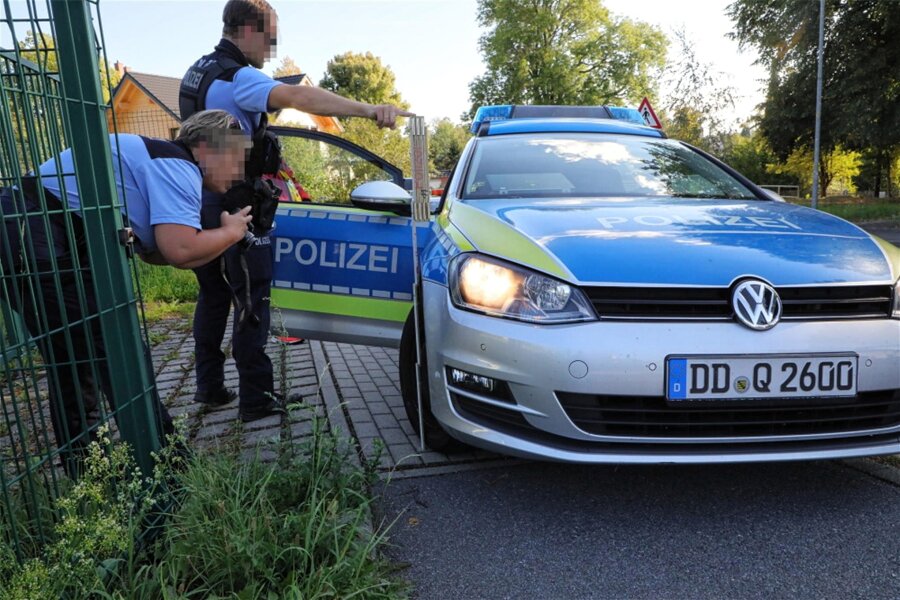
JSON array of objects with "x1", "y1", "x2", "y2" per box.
[
  {"x1": 583, "y1": 285, "x2": 894, "y2": 321},
  {"x1": 557, "y1": 390, "x2": 900, "y2": 438}
]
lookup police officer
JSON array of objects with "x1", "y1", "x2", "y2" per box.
[
  {"x1": 0, "y1": 110, "x2": 252, "y2": 476},
  {"x1": 180, "y1": 0, "x2": 412, "y2": 423}
]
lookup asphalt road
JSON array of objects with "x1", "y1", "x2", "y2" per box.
[{"x1": 378, "y1": 460, "x2": 900, "y2": 600}]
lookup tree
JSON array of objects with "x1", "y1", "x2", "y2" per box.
[
  {"x1": 273, "y1": 56, "x2": 302, "y2": 79},
  {"x1": 3, "y1": 31, "x2": 120, "y2": 172},
  {"x1": 320, "y1": 52, "x2": 407, "y2": 108},
  {"x1": 429, "y1": 119, "x2": 470, "y2": 173},
  {"x1": 766, "y1": 145, "x2": 861, "y2": 198},
  {"x1": 466, "y1": 0, "x2": 667, "y2": 119},
  {"x1": 19, "y1": 31, "x2": 120, "y2": 102},
  {"x1": 720, "y1": 127, "x2": 791, "y2": 186},
  {"x1": 659, "y1": 30, "x2": 737, "y2": 155},
  {"x1": 319, "y1": 51, "x2": 410, "y2": 172},
  {"x1": 728, "y1": 0, "x2": 900, "y2": 197}
]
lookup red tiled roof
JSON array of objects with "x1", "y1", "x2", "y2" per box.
[{"x1": 123, "y1": 71, "x2": 182, "y2": 119}]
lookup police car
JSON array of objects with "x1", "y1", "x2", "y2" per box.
[{"x1": 270, "y1": 106, "x2": 900, "y2": 463}]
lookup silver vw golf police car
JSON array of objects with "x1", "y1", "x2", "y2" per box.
[{"x1": 271, "y1": 105, "x2": 900, "y2": 464}]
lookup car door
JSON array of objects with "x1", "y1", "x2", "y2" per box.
[{"x1": 268, "y1": 126, "x2": 432, "y2": 348}]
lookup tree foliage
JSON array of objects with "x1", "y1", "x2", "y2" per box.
[
  {"x1": 320, "y1": 51, "x2": 408, "y2": 109},
  {"x1": 319, "y1": 51, "x2": 410, "y2": 173},
  {"x1": 659, "y1": 30, "x2": 737, "y2": 155},
  {"x1": 18, "y1": 31, "x2": 120, "y2": 102},
  {"x1": 467, "y1": 0, "x2": 667, "y2": 119},
  {"x1": 728, "y1": 0, "x2": 900, "y2": 196},
  {"x1": 766, "y1": 145, "x2": 861, "y2": 197},
  {"x1": 429, "y1": 118, "x2": 470, "y2": 173},
  {"x1": 272, "y1": 56, "x2": 302, "y2": 79},
  {"x1": 719, "y1": 128, "x2": 789, "y2": 186}
]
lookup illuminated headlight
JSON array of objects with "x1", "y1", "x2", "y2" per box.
[
  {"x1": 449, "y1": 254, "x2": 595, "y2": 324},
  {"x1": 893, "y1": 278, "x2": 900, "y2": 319}
]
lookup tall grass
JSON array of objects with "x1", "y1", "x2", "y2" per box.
[
  {"x1": 133, "y1": 262, "x2": 199, "y2": 303},
  {"x1": 0, "y1": 421, "x2": 408, "y2": 599}
]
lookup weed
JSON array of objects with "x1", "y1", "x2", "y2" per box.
[
  {"x1": 0, "y1": 418, "x2": 408, "y2": 599},
  {"x1": 147, "y1": 331, "x2": 168, "y2": 347},
  {"x1": 140, "y1": 301, "x2": 196, "y2": 328}
]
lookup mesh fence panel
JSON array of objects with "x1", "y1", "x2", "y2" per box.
[{"x1": 1, "y1": 0, "x2": 165, "y2": 562}]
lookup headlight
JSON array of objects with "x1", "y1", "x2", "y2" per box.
[
  {"x1": 893, "y1": 278, "x2": 900, "y2": 319},
  {"x1": 449, "y1": 254, "x2": 595, "y2": 323}
]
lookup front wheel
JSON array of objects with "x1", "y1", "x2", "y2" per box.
[{"x1": 398, "y1": 310, "x2": 465, "y2": 453}]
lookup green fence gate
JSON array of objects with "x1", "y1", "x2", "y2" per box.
[{"x1": 0, "y1": 0, "x2": 164, "y2": 563}]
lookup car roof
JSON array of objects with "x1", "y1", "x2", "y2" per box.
[{"x1": 479, "y1": 118, "x2": 666, "y2": 138}]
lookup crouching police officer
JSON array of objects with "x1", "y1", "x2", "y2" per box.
[
  {"x1": 0, "y1": 110, "x2": 252, "y2": 476},
  {"x1": 180, "y1": 0, "x2": 412, "y2": 422}
]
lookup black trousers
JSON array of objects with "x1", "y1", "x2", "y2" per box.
[
  {"x1": 192, "y1": 190, "x2": 274, "y2": 409},
  {"x1": 0, "y1": 185, "x2": 173, "y2": 477}
]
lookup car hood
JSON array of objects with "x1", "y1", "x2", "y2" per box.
[{"x1": 449, "y1": 198, "x2": 896, "y2": 286}]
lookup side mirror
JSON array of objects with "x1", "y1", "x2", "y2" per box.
[{"x1": 350, "y1": 181, "x2": 412, "y2": 215}]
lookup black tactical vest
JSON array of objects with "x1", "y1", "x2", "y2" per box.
[
  {"x1": 179, "y1": 39, "x2": 280, "y2": 179},
  {"x1": 178, "y1": 39, "x2": 247, "y2": 125}
]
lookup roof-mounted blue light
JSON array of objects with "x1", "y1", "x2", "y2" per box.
[
  {"x1": 470, "y1": 104, "x2": 656, "y2": 134},
  {"x1": 606, "y1": 106, "x2": 645, "y2": 126},
  {"x1": 470, "y1": 105, "x2": 514, "y2": 133}
]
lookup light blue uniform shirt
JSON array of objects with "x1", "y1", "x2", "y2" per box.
[
  {"x1": 206, "y1": 67, "x2": 283, "y2": 134},
  {"x1": 38, "y1": 134, "x2": 202, "y2": 253}
]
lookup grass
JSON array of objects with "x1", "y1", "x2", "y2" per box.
[
  {"x1": 141, "y1": 301, "x2": 196, "y2": 327},
  {"x1": 0, "y1": 421, "x2": 408, "y2": 599},
  {"x1": 133, "y1": 262, "x2": 199, "y2": 304},
  {"x1": 133, "y1": 262, "x2": 199, "y2": 327},
  {"x1": 791, "y1": 197, "x2": 900, "y2": 223}
]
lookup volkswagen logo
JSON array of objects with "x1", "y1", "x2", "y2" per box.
[{"x1": 732, "y1": 280, "x2": 782, "y2": 330}]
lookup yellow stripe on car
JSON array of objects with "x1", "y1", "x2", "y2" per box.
[
  {"x1": 449, "y1": 202, "x2": 573, "y2": 280},
  {"x1": 271, "y1": 289, "x2": 411, "y2": 322}
]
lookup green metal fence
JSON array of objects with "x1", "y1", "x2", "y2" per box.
[{"x1": 0, "y1": 0, "x2": 164, "y2": 563}]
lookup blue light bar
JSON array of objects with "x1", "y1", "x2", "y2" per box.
[
  {"x1": 471, "y1": 104, "x2": 654, "y2": 134},
  {"x1": 606, "y1": 106, "x2": 645, "y2": 126},
  {"x1": 470, "y1": 105, "x2": 514, "y2": 133}
]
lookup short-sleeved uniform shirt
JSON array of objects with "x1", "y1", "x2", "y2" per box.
[
  {"x1": 205, "y1": 66, "x2": 283, "y2": 136},
  {"x1": 38, "y1": 134, "x2": 202, "y2": 253}
]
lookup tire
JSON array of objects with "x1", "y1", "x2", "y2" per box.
[{"x1": 398, "y1": 310, "x2": 466, "y2": 453}]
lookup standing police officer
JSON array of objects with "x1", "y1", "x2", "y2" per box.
[
  {"x1": 0, "y1": 110, "x2": 253, "y2": 475},
  {"x1": 180, "y1": 0, "x2": 411, "y2": 423}
]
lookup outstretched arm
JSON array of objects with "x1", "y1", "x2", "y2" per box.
[{"x1": 267, "y1": 85, "x2": 414, "y2": 128}]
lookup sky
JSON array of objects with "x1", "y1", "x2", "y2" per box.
[{"x1": 4, "y1": 0, "x2": 767, "y2": 125}]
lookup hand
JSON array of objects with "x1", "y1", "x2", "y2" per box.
[
  {"x1": 371, "y1": 104, "x2": 415, "y2": 129},
  {"x1": 220, "y1": 206, "x2": 252, "y2": 243}
]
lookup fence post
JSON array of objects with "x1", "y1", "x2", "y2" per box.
[{"x1": 50, "y1": 0, "x2": 161, "y2": 474}]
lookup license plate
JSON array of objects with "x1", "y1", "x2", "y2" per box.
[{"x1": 666, "y1": 354, "x2": 858, "y2": 401}]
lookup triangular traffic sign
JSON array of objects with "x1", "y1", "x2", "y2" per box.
[{"x1": 638, "y1": 97, "x2": 662, "y2": 129}]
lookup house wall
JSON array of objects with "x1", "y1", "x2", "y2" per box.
[{"x1": 108, "y1": 82, "x2": 180, "y2": 139}]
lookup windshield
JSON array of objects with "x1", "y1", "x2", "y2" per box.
[{"x1": 462, "y1": 133, "x2": 758, "y2": 200}]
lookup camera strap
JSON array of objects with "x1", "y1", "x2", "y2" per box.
[{"x1": 219, "y1": 247, "x2": 260, "y2": 332}]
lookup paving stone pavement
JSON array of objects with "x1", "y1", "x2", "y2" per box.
[{"x1": 148, "y1": 315, "x2": 507, "y2": 476}]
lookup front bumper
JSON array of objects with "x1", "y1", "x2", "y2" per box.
[{"x1": 422, "y1": 281, "x2": 900, "y2": 464}]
